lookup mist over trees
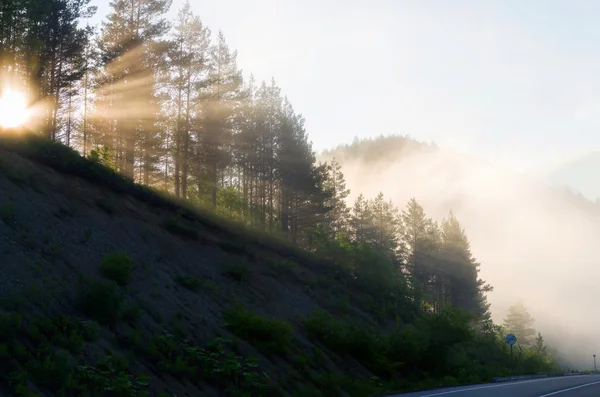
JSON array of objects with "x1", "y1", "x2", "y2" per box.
[
  {"x1": 0, "y1": 0, "x2": 566, "y2": 380},
  {"x1": 503, "y1": 302, "x2": 537, "y2": 347}
]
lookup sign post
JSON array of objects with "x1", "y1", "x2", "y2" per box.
[
  {"x1": 506, "y1": 333, "x2": 517, "y2": 375},
  {"x1": 594, "y1": 354, "x2": 597, "y2": 372}
]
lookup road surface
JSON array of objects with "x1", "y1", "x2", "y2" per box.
[{"x1": 391, "y1": 375, "x2": 600, "y2": 397}]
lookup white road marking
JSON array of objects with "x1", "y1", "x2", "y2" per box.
[
  {"x1": 538, "y1": 380, "x2": 600, "y2": 396},
  {"x1": 414, "y1": 376, "x2": 589, "y2": 397}
]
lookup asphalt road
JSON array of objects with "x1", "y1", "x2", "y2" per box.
[{"x1": 391, "y1": 375, "x2": 600, "y2": 397}]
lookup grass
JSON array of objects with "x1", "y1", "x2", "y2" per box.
[
  {"x1": 224, "y1": 262, "x2": 249, "y2": 282},
  {"x1": 0, "y1": 202, "x2": 16, "y2": 222},
  {"x1": 175, "y1": 274, "x2": 203, "y2": 292},
  {"x1": 223, "y1": 304, "x2": 293, "y2": 356},
  {"x1": 100, "y1": 252, "x2": 134, "y2": 286},
  {"x1": 163, "y1": 218, "x2": 198, "y2": 239},
  {"x1": 96, "y1": 197, "x2": 117, "y2": 214}
]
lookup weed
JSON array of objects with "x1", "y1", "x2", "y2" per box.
[
  {"x1": 96, "y1": 197, "x2": 116, "y2": 214},
  {"x1": 6, "y1": 169, "x2": 27, "y2": 187},
  {"x1": 82, "y1": 229, "x2": 93, "y2": 244},
  {"x1": 223, "y1": 304, "x2": 293, "y2": 356},
  {"x1": 268, "y1": 258, "x2": 296, "y2": 274},
  {"x1": 175, "y1": 274, "x2": 202, "y2": 292},
  {"x1": 224, "y1": 262, "x2": 249, "y2": 282},
  {"x1": 55, "y1": 206, "x2": 73, "y2": 219},
  {"x1": 163, "y1": 218, "x2": 197, "y2": 239},
  {"x1": 145, "y1": 333, "x2": 269, "y2": 393},
  {"x1": 204, "y1": 280, "x2": 218, "y2": 293},
  {"x1": 122, "y1": 302, "x2": 141, "y2": 325},
  {"x1": 100, "y1": 252, "x2": 133, "y2": 286},
  {"x1": 218, "y1": 240, "x2": 255, "y2": 259},
  {"x1": 0, "y1": 203, "x2": 16, "y2": 222},
  {"x1": 28, "y1": 172, "x2": 45, "y2": 193}
]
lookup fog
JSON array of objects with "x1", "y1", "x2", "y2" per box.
[{"x1": 320, "y1": 140, "x2": 600, "y2": 369}]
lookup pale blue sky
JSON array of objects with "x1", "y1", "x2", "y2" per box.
[{"x1": 90, "y1": 0, "x2": 600, "y2": 174}]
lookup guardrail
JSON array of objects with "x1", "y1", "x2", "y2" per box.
[{"x1": 493, "y1": 372, "x2": 591, "y2": 382}]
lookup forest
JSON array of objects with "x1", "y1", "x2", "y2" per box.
[{"x1": 0, "y1": 0, "x2": 566, "y2": 392}]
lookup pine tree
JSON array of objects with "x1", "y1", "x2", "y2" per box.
[
  {"x1": 402, "y1": 198, "x2": 438, "y2": 308},
  {"x1": 97, "y1": 0, "x2": 172, "y2": 180},
  {"x1": 534, "y1": 332, "x2": 548, "y2": 357},
  {"x1": 322, "y1": 158, "x2": 351, "y2": 238},
  {"x1": 440, "y1": 210, "x2": 492, "y2": 319},
  {"x1": 369, "y1": 192, "x2": 402, "y2": 264},
  {"x1": 196, "y1": 31, "x2": 243, "y2": 209},
  {"x1": 503, "y1": 302, "x2": 536, "y2": 347},
  {"x1": 169, "y1": 1, "x2": 210, "y2": 198},
  {"x1": 351, "y1": 194, "x2": 375, "y2": 244}
]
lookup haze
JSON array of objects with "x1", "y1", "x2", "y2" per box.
[
  {"x1": 91, "y1": 0, "x2": 600, "y2": 179},
  {"x1": 321, "y1": 140, "x2": 600, "y2": 369}
]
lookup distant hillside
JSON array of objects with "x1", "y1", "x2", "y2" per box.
[
  {"x1": 545, "y1": 151, "x2": 600, "y2": 202},
  {"x1": 319, "y1": 135, "x2": 600, "y2": 369}
]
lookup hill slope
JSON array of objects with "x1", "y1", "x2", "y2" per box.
[
  {"x1": 0, "y1": 136, "x2": 386, "y2": 396},
  {"x1": 0, "y1": 134, "x2": 562, "y2": 397},
  {"x1": 545, "y1": 150, "x2": 600, "y2": 202}
]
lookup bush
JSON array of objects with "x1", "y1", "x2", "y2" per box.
[
  {"x1": 223, "y1": 305, "x2": 293, "y2": 356},
  {"x1": 78, "y1": 279, "x2": 124, "y2": 325},
  {"x1": 175, "y1": 275, "x2": 203, "y2": 292},
  {"x1": 147, "y1": 334, "x2": 269, "y2": 393},
  {"x1": 100, "y1": 253, "x2": 133, "y2": 286},
  {"x1": 303, "y1": 311, "x2": 395, "y2": 375},
  {"x1": 223, "y1": 262, "x2": 248, "y2": 282},
  {"x1": 164, "y1": 219, "x2": 197, "y2": 239}
]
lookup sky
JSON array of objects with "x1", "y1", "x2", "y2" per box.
[{"x1": 90, "y1": 0, "x2": 600, "y2": 176}]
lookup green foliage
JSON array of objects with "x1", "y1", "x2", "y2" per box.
[
  {"x1": 88, "y1": 146, "x2": 115, "y2": 169},
  {"x1": 0, "y1": 310, "x2": 147, "y2": 397},
  {"x1": 223, "y1": 262, "x2": 249, "y2": 282},
  {"x1": 175, "y1": 274, "x2": 203, "y2": 292},
  {"x1": 145, "y1": 332, "x2": 269, "y2": 393},
  {"x1": 78, "y1": 279, "x2": 124, "y2": 325},
  {"x1": 0, "y1": 202, "x2": 16, "y2": 222},
  {"x1": 96, "y1": 197, "x2": 117, "y2": 214},
  {"x1": 100, "y1": 252, "x2": 134, "y2": 286},
  {"x1": 163, "y1": 218, "x2": 198, "y2": 239},
  {"x1": 223, "y1": 305, "x2": 293, "y2": 356},
  {"x1": 268, "y1": 258, "x2": 296, "y2": 274}
]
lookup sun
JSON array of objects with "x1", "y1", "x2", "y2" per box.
[{"x1": 0, "y1": 90, "x2": 32, "y2": 129}]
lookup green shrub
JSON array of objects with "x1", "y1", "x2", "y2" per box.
[
  {"x1": 96, "y1": 197, "x2": 116, "y2": 214},
  {"x1": 175, "y1": 274, "x2": 203, "y2": 292},
  {"x1": 78, "y1": 279, "x2": 124, "y2": 325},
  {"x1": 164, "y1": 219, "x2": 197, "y2": 239},
  {"x1": 145, "y1": 333, "x2": 269, "y2": 392},
  {"x1": 0, "y1": 203, "x2": 16, "y2": 222},
  {"x1": 224, "y1": 262, "x2": 248, "y2": 282},
  {"x1": 223, "y1": 305, "x2": 293, "y2": 356},
  {"x1": 100, "y1": 252, "x2": 133, "y2": 286}
]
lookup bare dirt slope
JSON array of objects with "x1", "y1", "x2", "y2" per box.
[{"x1": 0, "y1": 143, "x2": 385, "y2": 397}]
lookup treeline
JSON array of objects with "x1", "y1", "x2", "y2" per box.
[
  {"x1": 1, "y1": 0, "x2": 490, "y2": 319},
  {"x1": 1, "y1": 0, "x2": 562, "y2": 381}
]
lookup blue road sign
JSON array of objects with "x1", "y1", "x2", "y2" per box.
[{"x1": 506, "y1": 333, "x2": 517, "y2": 345}]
